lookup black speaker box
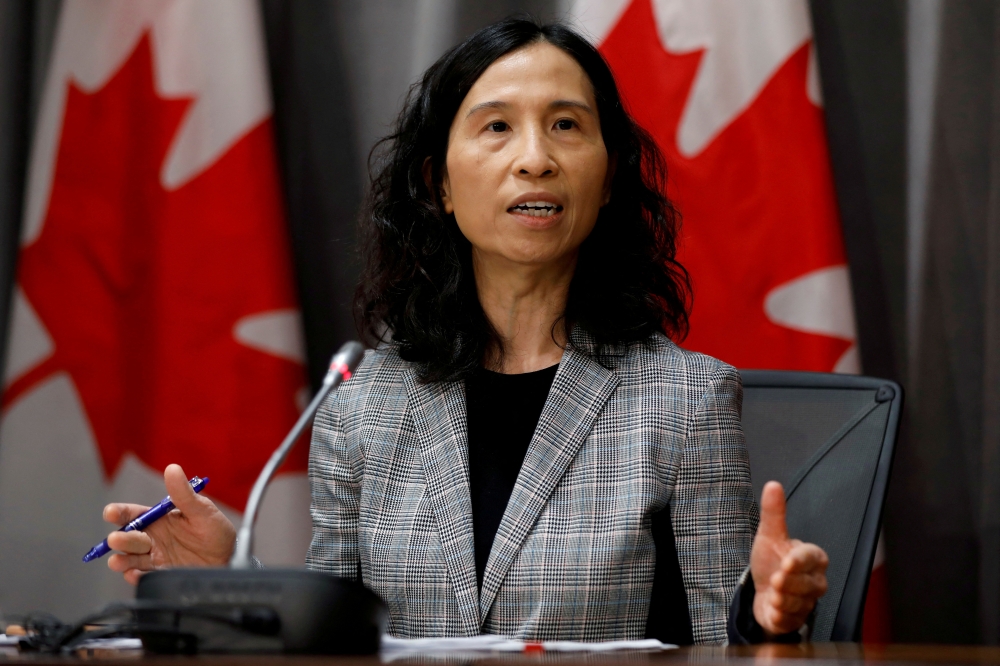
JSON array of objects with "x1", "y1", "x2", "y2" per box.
[{"x1": 135, "y1": 568, "x2": 387, "y2": 654}]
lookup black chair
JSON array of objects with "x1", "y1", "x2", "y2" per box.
[{"x1": 738, "y1": 370, "x2": 902, "y2": 642}]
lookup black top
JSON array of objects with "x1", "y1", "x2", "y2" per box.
[{"x1": 466, "y1": 363, "x2": 559, "y2": 588}]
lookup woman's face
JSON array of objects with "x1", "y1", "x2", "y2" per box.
[{"x1": 441, "y1": 41, "x2": 610, "y2": 270}]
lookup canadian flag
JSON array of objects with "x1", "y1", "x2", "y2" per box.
[
  {"x1": 0, "y1": 0, "x2": 310, "y2": 620},
  {"x1": 568, "y1": 0, "x2": 890, "y2": 642}
]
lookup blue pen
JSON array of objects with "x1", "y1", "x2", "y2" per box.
[{"x1": 82, "y1": 476, "x2": 209, "y2": 563}]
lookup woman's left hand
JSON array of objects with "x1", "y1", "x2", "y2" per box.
[{"x1": 750, "y1": 481, "x2": 830, "y2": 637}]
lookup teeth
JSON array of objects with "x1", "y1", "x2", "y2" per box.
[{"x1": 510, "y1": 201, "x2": 561, "y2": 217}]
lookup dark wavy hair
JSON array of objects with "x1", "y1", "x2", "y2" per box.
[{"x1": 355, "y1": 18, "x2": 690, "y2": 382}]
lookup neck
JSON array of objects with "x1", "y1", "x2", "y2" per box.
[{"x1": 473, "y1": 250, "x2": 575, "y2": 374}]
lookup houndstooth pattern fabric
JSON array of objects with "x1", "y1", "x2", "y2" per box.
[{"x1": 306, "y1": 329, "x2": 757, "y2": 644}]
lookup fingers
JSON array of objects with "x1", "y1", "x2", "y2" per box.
[
  {"x1": 751, "y1": 489, "x2": 830, "y2": 636},
  {"x1": 753, "y1": 536, "x2": 830, "y2": 635},
  {"x1": 756, "y1": 561, "x2": 827, "y2": 634},
  {"x1": 766, "y1": 564, "x2": 827, "y2": 609},
  {"x1": 755, "y1": 578, "x2": 820, "y2": 634},
  {"x1": 780, "y1": 542, "x2": 830, "y2": 575},
  {"x1": 764, "y1": 592, "x2": 813, "y2": 616},
  {"x1": 107, "y1": 529, "x2": 152, "y2": 555},
  {"x1": 103, "y1": 503, "x2": 152, "y2": 526},
  {"x1": 105, "y1": 461, "x2": 194, "y2": 524},
  {"x1": 770, "y1": 569, "x2": 829, "y2": 597},
  {"x1": 123, "y1": 569, "x2": 147, "y2": 586},
  {"x1": 766, "y1": 543, "x2": 829, "y2": 605},
  {"x1": 756, "y1": 597, "x2": 813, "y2": 635},
  {"x1": 107, "y1": 551, "x2": 153, "y2": 574},
  {"x1": 163, "y1": 463, "x2": 202, "y2": 513},
  {"x1": 757, "y1": 481, "x2": 788, "y2": 541}
]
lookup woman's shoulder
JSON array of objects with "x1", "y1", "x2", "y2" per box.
[
  {"x1": 606, "y1": 332, "x2": 742, "y2": 397},
  {"x1": 594, "y1": 331, "x2": 734, "y2": 373},
  {"x1": 319, "y1": 343, "x2": 410, "y2": 416},
  {"x1": 355, "y1": 343, "x2": 408, "y2": 378}
]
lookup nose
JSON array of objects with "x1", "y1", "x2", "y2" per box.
[{"x1": 512, "y1": 127, "x2": 557, "y2": 178}]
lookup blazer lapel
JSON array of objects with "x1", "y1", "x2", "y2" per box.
[
  {"x1": 478, "y1": 343, "x2": 620, "y2": 621},
  {"x1": 403, "y1": 368, "x2": 481, "y2": 635}
]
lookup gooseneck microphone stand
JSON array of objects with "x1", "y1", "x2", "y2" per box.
[
  {"x1": 230, "y1": 341, "x2": 364, "y2": 569},
  {"x1": 135, "y1": 341, "x2": 387, "y2": 655}
]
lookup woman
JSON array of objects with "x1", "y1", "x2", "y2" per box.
[{"x1": 103, "y1": 19, "x2": 828, "y2": 644}]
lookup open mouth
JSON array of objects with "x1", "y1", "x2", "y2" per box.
[{"x1": 507, "y1": 201, "x2": 564, "y2": 218}]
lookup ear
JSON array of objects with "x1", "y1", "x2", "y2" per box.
[
  {"x1": 602, "y1": 151, "x2": 617, "y2": 206},
  {"x1": 422, "y1": 156, "x2": 454, "y2": 214},
  {"x1": 440, "y1": 168, "x2": 454, "y2": 214}
]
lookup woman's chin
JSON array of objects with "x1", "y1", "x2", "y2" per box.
[{"x1": 480, "y1": 242, "x2": 577, "y2": 270}]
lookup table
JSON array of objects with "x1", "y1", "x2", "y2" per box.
[{"x1": 4, "y1": 644, "x2": 1000, "y2": 665}]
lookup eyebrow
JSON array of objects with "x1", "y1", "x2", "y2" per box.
[{"x1": 465, "y1": 99, "x2": 596, "y2": 118}]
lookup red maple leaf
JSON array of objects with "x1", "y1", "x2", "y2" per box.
[
  {"x1": 4, "y1": 34, "x2": 306, "y2": 510},
  {"x1": 601, "y1": 0, "x2": 851, "y2": 371}
]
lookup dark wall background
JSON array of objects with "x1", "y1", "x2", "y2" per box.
[
  {"x1": 895, "y1": 0, "x2": 1000, "y2": 644},
  {"x1": 811, "y1": 0, "x2": 908, "y2": 387},
  {"x1": 0, "y1": 0, "x2": 997, "y2": 645},
  {"x1": 0, "y1": 0, "x2": 60, "y2": 392},
  {"x1": 814, "y1": 0, "x2": 1000, "y2": 644}
]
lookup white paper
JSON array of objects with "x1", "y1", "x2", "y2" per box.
[
  {"x1": 380, "y1": 634, "x2": 676, "y2": 657},
  {"x1": 75, "y1": 637, "x2": 143, "y2": 650},
  {"x1": 0, "y1": 634, "x2": 143, "y2": 651},
  {"x1": 541, "y1": 639, "x2": 675, "y2": 652}
]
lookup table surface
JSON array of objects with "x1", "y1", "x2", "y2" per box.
[{"x1": 5, "y1": 644, "x2": 1000, "y2": 665}]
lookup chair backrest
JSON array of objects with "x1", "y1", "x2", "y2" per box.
[{"x1": 738, "y1": 370, "x2": 902, "y2": 642}]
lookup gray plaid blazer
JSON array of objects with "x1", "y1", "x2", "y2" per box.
[{"x1": 306, "y1": 330, "x2": 757, "y2": 644}]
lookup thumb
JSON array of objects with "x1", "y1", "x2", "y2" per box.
[
  {"x1": 757, "y1": 481, "x2": 789, "y2": 542},
  {"x1": 163, "y1": 463, "x2": 203, "y2": 515}
]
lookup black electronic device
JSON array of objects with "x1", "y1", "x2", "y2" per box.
[
  {"x1": 136, "y1": 568, "x2": 386, "y2": 654},
  {"x1": 135, "y1": 342, "x2": 387, "y2": 654}
]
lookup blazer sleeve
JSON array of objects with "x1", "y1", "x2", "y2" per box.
[
  {"x1": 670, "y1": 363, "x2": 758, "y2": 645},
  {"x1": 305, "y1": 390, "x2": 364, "y2": 580}
]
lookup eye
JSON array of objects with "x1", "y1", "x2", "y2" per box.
[
  {"x1": 487, "y1": 121, "x2": 509, "y2": 133},
  {"x1": 555, "y1": 118, "x2": 576, "y2": 131}
]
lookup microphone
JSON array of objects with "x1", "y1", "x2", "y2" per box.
[
  {"x1": 230, "y1": 340, "x2": 364, "y2": 569},
  {"x1": 135, "y1": 341, "x2": 387, "y2": 655}
]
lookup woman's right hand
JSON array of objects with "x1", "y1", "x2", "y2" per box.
[{"x1": 103, "y1": 463, "x2": 237, "y2": 585}]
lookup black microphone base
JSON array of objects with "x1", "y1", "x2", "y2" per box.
[{"x1": 135, "y1": 568, "x2": 387, "y2": 655}]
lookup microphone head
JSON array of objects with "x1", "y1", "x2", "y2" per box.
[{"x1": 327, "y1": 341, "x2": 365, "y2": 381}]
